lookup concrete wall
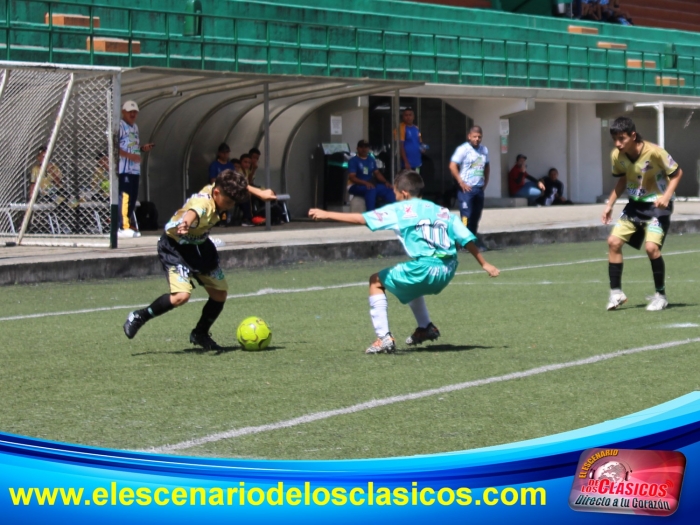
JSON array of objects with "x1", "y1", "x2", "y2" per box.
[
  {"x1": 508, "y1": 102, "x2": 568, "y2": 194},
  {"x1": 283, "y1": 98, "x2": 368, "y2": 216},
  {"x1": 567, "y1": 103, "x2": 604, "y2": 203}
]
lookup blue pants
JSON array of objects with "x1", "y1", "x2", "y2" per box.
[
  {"x1": 118, "y1": 173, "x2": 140, "y2": 230},
  {"x1": 457, "y1": 187, "x2": 484, "y2": 235},
  {"x1": 514, "y1": 182, "x2": 542, "y2": 206},
  {"x1": 349, "y1": 183, "x2": 396, "y2": 211}
]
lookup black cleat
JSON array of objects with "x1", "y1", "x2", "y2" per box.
[
  {"x1": 123, "y1": 311, "x2": 146, "y2": 339},
  {"x1": 190, "y1": 330, "x2": 223, "y2": 351},
  {"x1": 405, "y1": 322, "x2": 441, "y2": 346}
]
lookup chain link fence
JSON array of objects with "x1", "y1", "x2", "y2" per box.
[{"x1": 0, "y1": 65, "x2": 117, "y2": 245}]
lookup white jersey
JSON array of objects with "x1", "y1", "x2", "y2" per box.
[{"x1": 119, "y1": 120, "x2": 141, "y2": 175}]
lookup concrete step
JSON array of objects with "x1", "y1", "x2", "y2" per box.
[{"x1": 485, "y1": 197, "x2": 528, "y2": 208}]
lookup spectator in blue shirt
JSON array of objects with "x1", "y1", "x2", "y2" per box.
[
  {"x1": 208, "y1": 143, "x2": 234, "y2": 184},
  {"x1": 399, "y1": 107, "x2": 424, "y2": 172},
  {"x1": 348, "y1": 140, "x2": 396, "y2": 211}
]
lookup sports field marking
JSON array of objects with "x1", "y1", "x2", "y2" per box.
[
  {"x1": 2, "y1": 249, "x2": 699, "y2": 323},
  {"x1": 146, "y1": 337, "x2": 700, "y2": 453},
  {"x1": 663, "y1": 323, "x2": 700, "y2": 329}
]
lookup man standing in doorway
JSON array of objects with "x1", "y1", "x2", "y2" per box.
[
  {"x1": 399, "y1": 106, "x2": 423, "y2": 172},
  {"x1": 450, "y1": 126, "x2": 490, "y2": 247},
  {"x1": 118, "y1": 100, "x2": 154, "y2": 238}
]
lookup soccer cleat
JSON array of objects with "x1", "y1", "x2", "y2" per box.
[
  {"x1": 190, "y1": 330, "x2": 224, "y2": 351},
  {"x1": 123, "y1": 311, "x2": 146, "y2": 339},
  {"x1": 646, "y1": 293, "x2": 669, "y2": 311},
  {"x1": 365, "y1": 333, "x2": 396, "y2": 354},
  {"x1": 606, "y1": 289, "x2": 628, "y2": 311},
  {"x1": 405, "y1": 323, "x2": 441, "y2": 346}
]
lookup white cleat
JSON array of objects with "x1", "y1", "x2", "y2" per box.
[
  {"x1": 646, "y1": 293, "x2": 668, "y2": 311},
  {"x1": 365, "y1": 334, "x2": 396, "y2": 354},
  {"x1": 606, "y1": 289, "x2": 628, "y2": 311}
]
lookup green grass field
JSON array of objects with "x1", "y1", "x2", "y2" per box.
[{"x1": 2, "y1": 234, "x2": 700, "y2": 460}]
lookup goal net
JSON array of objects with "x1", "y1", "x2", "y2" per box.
[{"x1": 0, "y1": 64, "x2": 118, "y2": 246}]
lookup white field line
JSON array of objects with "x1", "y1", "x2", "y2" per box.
[
  {"x1": 145, "y1": 337, "x2": 700, "y2": 453},
  {"x1": 2, "y1": 249, "x2": 699, "y2": 323}
]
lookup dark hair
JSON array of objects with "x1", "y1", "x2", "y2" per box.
[
  {"x1": 403, "y1": 106, "x2": 414, "y2": 113},
  {"x1": 231, "y1": 158, "x2": 241, "y2": 166},
  {"x1": 37, "y1": 146, "x2": 48, "y2": 155},
  {"x1": 240, "y1": 153, "x2": 251, "y2": 161},
  {"x1": 610, "y1": 117, "x2": 643, "y2": 142},
  {"x1": 214, "y1": 169, "x2": 249, "y2": 203},
  {"x1": 548, "y1": 168, "x2": 558, "y2": 177},
  {"x1": 469, "y1": 125, "x2": 483, "y2": 134},
  {"x1": 217, "y1": 142, "x2": 230, "y2": 153},
  {"x1": 249, "y1": 147, "x2": 261, "y2": 156},
  {"x1": 394, "y1": 170, "x2": 424, "y2": 197}
]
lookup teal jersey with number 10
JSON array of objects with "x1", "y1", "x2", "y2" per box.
[{"x1": 363, "y1": 199, "x2": 476, "y2": 258}]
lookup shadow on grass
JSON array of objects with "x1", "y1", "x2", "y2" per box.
[
  {"x1": 627, "y1": 303, "x2": 697, "y2": 310},
  {"x1": 132, "y1": 345, "x2": 285, "y2": 357},
  {"x1": 396, "y1": 344, "x2": 497, "y2": 354}
]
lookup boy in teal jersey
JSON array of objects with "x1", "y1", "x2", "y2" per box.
[{"x1": 309, "y1": 171, "x2": 499, "y2": 354}]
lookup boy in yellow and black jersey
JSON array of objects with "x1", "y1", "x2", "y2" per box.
[
  {"x1": 123, "y1": 169, "x2": 275, "y2": 350},
  {"x1": 602, "y1": 117, "x2": 684, "y2": 312}
]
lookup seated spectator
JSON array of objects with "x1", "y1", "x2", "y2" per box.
[
  {"x1": 28, "y1": 146, "x2": 63, "y2": 201},
  {"x1": 347, "y1": 139, "x2": 396, "y2": 211},
  {"x1": 92, "y1": 152, "x2": 110, "y2": 201},
  {"x1": 240, "y1": 153, "x2": 254, "y2": 184},
  {"x1": 601, "y1": 0, "x2": 633, "y2": 25},
  {"x1": 580, "y1": 0, "x2": 602, "y2": 21},
  {"x1": 508, "y1": 154, "x2": 544, "y2": 206},
  {"x1": 208, "y1": 143, "x2": 234, "y2": 185},
  {"x1": 249, "y1": 147, "x2": 260, "y2": 181},
  {"x1": 536, "y1": 168, "x2": 574, "y2": 206}
]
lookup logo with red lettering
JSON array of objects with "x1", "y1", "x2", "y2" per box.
[
  {"x1": 569, "y1": 448, "x2": 686, "y2": 517},
  {"x1": 402, "y1": 205, "x2": 417, "y2": 219}
]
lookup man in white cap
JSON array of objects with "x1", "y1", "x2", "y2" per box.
[{"x1": 118, "y1": 100, "x2": 154, "y2": 238}]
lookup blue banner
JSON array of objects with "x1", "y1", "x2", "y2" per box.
[{"x1": 3, "y1": 392, "x2": 700, "y2": 523}]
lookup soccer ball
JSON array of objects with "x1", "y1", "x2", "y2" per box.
[{"x1": 236, "y1": 317, "x2": 272, "y2": 350}]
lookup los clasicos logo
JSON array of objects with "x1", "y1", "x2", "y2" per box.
[{"x1": 569, "y1": 448, "x2": 686, "y2": 517}]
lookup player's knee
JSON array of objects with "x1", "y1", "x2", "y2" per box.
[
  {"x1": 171, "y1": 292, "x2": 190, "y2": 307},
  {"x1": 369, "y1": 273, "x2": 381, "y2": 286},
  {"x1": 608, "y1": 235, "x2": 623, "y2": 251},
  {"x1": 645, "y1": 242, "x2": 661, "y2": 258},
  {"x1": 207, "y1": 288, "x2": 228, "y2": 303}
]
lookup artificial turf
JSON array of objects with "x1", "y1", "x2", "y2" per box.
[{"x1": 1, "y1": 234, "x2": 699, "y2": 459}]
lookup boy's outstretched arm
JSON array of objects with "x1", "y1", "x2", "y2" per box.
[
  {"x1": 464, "y1": 241, "x2": 500, "y2": 277},
  {"x1": 248, "y1": 186, "x2": 276, "y2": 201},
  {"x1": 309, "y1": 208, "x2": 367, "y2": 225}
]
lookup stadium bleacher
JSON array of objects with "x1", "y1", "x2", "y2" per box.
[{"x1": 2, "y1": 0, "x2": 699, "y2": 97}]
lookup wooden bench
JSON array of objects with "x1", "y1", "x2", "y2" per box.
[
  {"x1": 656, "y1": 76, "x2": 685, "y2": 87},
  {"x1": 87, "y1": 37, "x2": 141, "y2": 54},
  {"x1": 627, "y1": 59, "x2": 657, "y2": 69},
  {"x1": 568, "y1": 25, "x2": 599, "y2": 35},
  {"x1": 45, "y1": 13, "x2": 100, "y2": 28},
  {"x1": 597, "y1": 42, "x2": 628, "y2": 50}
]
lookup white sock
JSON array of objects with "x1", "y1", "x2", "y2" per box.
[
  {"x1": 369, "y1": 294, "x2": 390, "y2": 337},
  {"x1": 408, "y1": 296, "x2": 431, "y2": 328}
]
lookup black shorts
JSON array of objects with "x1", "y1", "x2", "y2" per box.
[
  {"x1": 616, "y1": 201, "x2": 672, "y2": 250},
  {"x1": 157, "y1": 234, "x2": 226, "y2": 293}
]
